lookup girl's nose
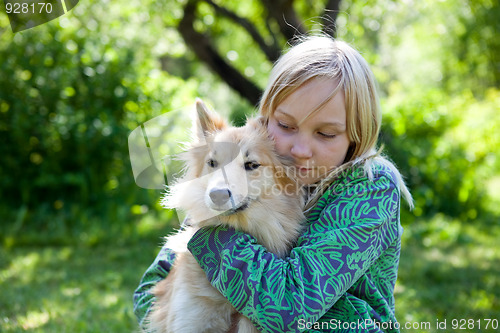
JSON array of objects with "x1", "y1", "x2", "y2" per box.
[{"x1": 290, "y1": 138, "x2": 313, "y2": 159}]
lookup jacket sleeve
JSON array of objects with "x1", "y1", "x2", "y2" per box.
[
  {"x1": 187, "y1": 171, "x2": 401, "y2": 332},
  {"x1": 133, "y1": 245, "x2": 176, "y2": 329}
]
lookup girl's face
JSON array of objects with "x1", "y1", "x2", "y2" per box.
[{"x1": 268, "y1": 78, "x2": 351, "y2": 185}]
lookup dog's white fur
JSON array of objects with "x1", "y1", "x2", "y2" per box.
[{"x1": 146, "y1": 100, "x2": 304, "y2": 333}]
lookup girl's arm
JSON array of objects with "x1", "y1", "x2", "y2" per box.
[
  {"x1": 133, "y1": 245, "x2": 176, "y2": 329},
  {"x1": 187, "y1": 168, "x2": 401, "y2": 332}
]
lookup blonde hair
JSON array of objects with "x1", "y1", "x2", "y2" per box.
[{"x1": 258, "y1": 35, "x2": 413, "y2": 209}]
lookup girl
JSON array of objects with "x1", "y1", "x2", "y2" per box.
[{"x1": 134, "y1": 35, "x2": 413, "y2": 333}]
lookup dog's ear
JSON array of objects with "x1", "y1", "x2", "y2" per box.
[
  {"x1": 246, "y1": 116, "x2": 268, "y2": 135},
  {"x1": 247, "y1": 116, "x2": 277, "y2": 145},
  {"x1": 194, "y1": 98, "x2": 227, "y2": 141}
]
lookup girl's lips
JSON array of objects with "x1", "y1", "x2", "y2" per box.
[{"x1": 296, "y1": 166, "x2": 312, "y2": 172}]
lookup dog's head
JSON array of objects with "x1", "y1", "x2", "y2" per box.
[{"x1": 163, "y1": 99, "x2": 301, "y2": 228}]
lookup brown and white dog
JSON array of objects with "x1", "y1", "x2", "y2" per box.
[{"x1": 146, "y1": 100, "x2": 304, "y2": 333}]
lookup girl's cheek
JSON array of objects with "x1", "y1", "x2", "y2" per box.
[
  {"x1": 268, "y1": 121, "x2": 291, "y2": 157},
  {"x1": 267, "y1": 122, "x2": 280, "y2": 144},
  {"x1": 272, "y1": 133, "x2": 289, "y2": 157}
]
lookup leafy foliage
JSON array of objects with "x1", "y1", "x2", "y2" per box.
[
  {"x1": 381, "y1": 88, "x2": 500, "y2": 219},
  {"x1": 0, "y1": 0, "x2": 199, "y2": 242}
]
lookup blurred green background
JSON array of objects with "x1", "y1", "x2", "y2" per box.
[{"x1": 1, "y1": 0, "x2": 498, "y2": 331}]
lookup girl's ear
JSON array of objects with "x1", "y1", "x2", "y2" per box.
[{"x1": 193, "y1": 98, "x2": 227, "y2": 141}]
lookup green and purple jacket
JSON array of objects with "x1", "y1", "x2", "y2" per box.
[{"x1": 133, "y1": 163, "x2": 404, "y2": 332}]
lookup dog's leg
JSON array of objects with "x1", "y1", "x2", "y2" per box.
[{"x1": 237, "y1": 316, "x2": 260, "y2": 333}]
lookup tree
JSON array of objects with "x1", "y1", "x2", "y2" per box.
[{"x1": 174, "y1": 0, "x2": 342, "y2": 106}]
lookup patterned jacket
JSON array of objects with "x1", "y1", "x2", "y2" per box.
[{"x1": 133, "y1": 163, "x2": 403, "y2": 332}]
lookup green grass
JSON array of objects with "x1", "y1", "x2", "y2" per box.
[
  {"x1": 0, "y1": 212, "x2": 176, "y2": 333},
  {"x1": 395, "y1": 213, "x2": 500, "y2": 332},
  {"x1": 0, "y1": 244, "x2": 146, "y2": 332},
  {"x1": 1, "y1": 213, "x2": 498, "y2": 332}
]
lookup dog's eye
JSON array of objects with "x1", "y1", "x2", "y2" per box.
[
  {"x1": 244, "y1": 161, "x2": 261, "y2": 171},
  {"x1": 207, "y1": 159, "x2": 218, "y2": 168}
]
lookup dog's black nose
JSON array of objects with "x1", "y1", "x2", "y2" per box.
[{"x1": 209, "y1": 188, "x2": 231, "y2": 206}]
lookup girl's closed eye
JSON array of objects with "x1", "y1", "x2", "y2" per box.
[
  {"x1": 318, "y1": 131, "x2": 337, "y2": 139},
  {"x1": 278, "y1": 121, "x2": 294, "y2": 130}
]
